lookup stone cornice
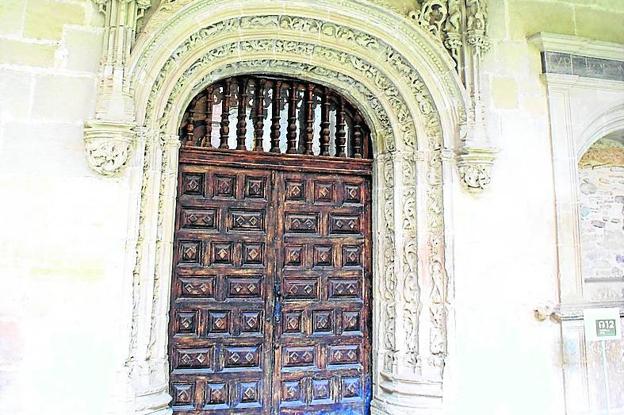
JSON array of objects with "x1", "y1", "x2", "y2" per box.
[{"x1": 529, "y1": 32, "x2": 624, "y2": 62}]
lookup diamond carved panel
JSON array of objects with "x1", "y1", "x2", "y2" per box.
[
  {"x1": 227, "y1": 277, "x2": 262, "y2": 299},
  {"x1": 214, "y1": 175, "x2": 236, "y2": 198},
  {"x1": 283, "y1": 346, "x2": 316, "y2": 368},
  {"x1": 179, "y1": 277, "x2": 215, "y2": 299},
  {"x1": 211, "y1": 242, "x2": 233, "y2": 265},
  {"x1": 285, "y1": 213, "x2": 319, "y2": 234},
  {"x1": 182, "y1": 173, "x2": 203, "y2": 195},
  {"x1": 223, "y1": 346, "x2": 261, "y2": 369},
  {"x1": 207, "y1": 311, "x2": 230, "y2": 334},
  {"x1": 329, "y1": 215, "x2": 361, "y2": 234},
  {"x1": 284, "y1": 245, "x2": 304, "y2": 267},
  {"x1": 285, "y1": 180, "x2": 305, "y2": 201},
  {"x1": 175, "y1": 347, "x2": 213, "y2": 370},
  {"x1": 283, "y1": 279, "x2": 319, "y2": 300},
  {"x1": 314, "y1": 182, "x2": 334, "y2": 202},
  {"x1": 244, "y1": 176, "x2": 266, "y2": 199},
  {"x1": 179, "y1": 241, "x2": 201, "y2": 264},
  {"x1": 230, "y1": 210, "x2": 265, "y2": 231},
  {"x1": 180, "y1": 208, "x2": 217, "y2": 230},
  {"x1": 313, "y1": 245, "x2": 333, "y2": 267},
  {"x1": 204, "y1": 383, "x2": 228, "y2": 408}
]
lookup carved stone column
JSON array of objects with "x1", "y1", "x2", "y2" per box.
[{"x1": 85, "y1": 0, "x2": 150, "y2": 176}]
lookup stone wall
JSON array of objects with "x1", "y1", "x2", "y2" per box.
[{"x1": 0, "y1": 1, "x2": 623, "y2": 415}]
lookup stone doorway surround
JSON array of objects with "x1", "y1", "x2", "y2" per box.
[{"x1": 83, "y1": 1, "x2": 497, "y2": 414}]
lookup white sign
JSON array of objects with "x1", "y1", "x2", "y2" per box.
[{"x1": 583, "y1": 308, "x2": 621, "y2": 341}]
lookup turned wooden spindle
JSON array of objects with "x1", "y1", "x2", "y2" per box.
[
  {"x1": 253, "y1": 79, "x2": 266, "y2": 152},
  {"x1": 286, "y1": 83, "x2": 298, "y2": 154},
  {"x1": 201, "y1": 87, "x2": 213, "y2": 147},
  {"x1": 303, "y1": 83, "x2": 314, "y2": 155},
  {"x1": 335, "y1": 97, "x2": 347, "y2": 157},
  {"x1": 185, "y1": 120, "x2": 194, "y2": 147},
  {"x1": 319, "y1": 88, "x2": 331, "y2": 156},
  {"x1": 219, "y1": 80, "x2": 231, "y2": 149},
  {"x1": 236, "y1": 78, "x2": 248, "y2": 150},
  {"x1": 270, "y1": 81, "x2": 282, "y2": 153},
  {"x1": 352, "y1": 113, "x2": 363, "y2": 158}
]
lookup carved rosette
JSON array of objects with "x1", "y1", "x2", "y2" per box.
[
  {"x1": 83, "y1": 121, "x2": 136, "y2": 176},
  {"x1": 456, "y1": 147, "x2": 496, "y2": 192}
]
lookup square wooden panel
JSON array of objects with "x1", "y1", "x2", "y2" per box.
[
  {"x1": 311, "y1": 379, "x2": 333, "y2": 403},
  {"x1": 312, "y1": 310, "x2": 334, "y2": 334},
  {"x1": 281, "y1": 380, "x2": 305, "y2": 406},
  {"x1": 282, "y1": 311, "x2": 304, "y2": 334},
  {"x1": 240, "y1": 311, "x2": 263, "y2": 334},
  {"x1": 182, "y1": 173, "x2": 204, "y2": 196},
  {"x1": 172, "y1": 383, "x2": 195, "y2": 408},
  {"x1": 242, "y1": 243, "x2": 264, "y2": 266},
  {"x1": 244, "y1": 176, "x2": 267, "y2": 199},
  {"x1": 344, "y1": 183, "x2": 362, "y2": 204},
  {"x1": 313, "y1": 245, "x2": 333, "y2": 267},
  {"x1": 204, "y1": 383, "x2": 228, "y2": 409},
  {"x1": 342, "y1": 311, "x2": 362, "y2": 333},
  {"x1": 284, "y1": 245, "x2": 305, "y2": 267},
  {"x1": 314, "y1": 181, "x2": 334, "y2": 203},
  {"x1": 175, "y1": 311, "x2": 198, "y2": 335},
  {"x1": 342, "y1": 245, "x2": 363, "y2": 267},
  {"x1": 211, "y1": 242, "x2": 233, "y2": 265},
  {"x1": 179, "y1": 241, "x2": 201, "y2": 264},
  {"x1": 341, "y1": 377, "x2": 362, "y2": 401},
  {"x1": 213, "y1": 174, "x2": 237, "y2": 198},
  {"x1": 206, "y1": 311, "x2": 230, "y2": 334},
  {"x1": 238, "y1": 380, "x2": 262, "y2": 407},
  {"x1": 285, "y1": 180, "x2": 305, "y2": 201}
]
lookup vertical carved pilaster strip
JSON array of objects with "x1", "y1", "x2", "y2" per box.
[
  {"x1": 286, "y1": 82, "x2": 298, "y2": 154},
  {"x1": 270, "y1": 81, "x2": 282, "y2": 153},
  {"x1": 236, "y1": 77, "x2": 248, "y2": 150},
  {"x1": 253, "y1": 79, "x2": 266, "y2": 152},
  {"x1": 335, "y1": 97, "x2": 347, "y2": 157},
  {"x1": 148, "y1": 133, "x2": 181, "y2": 364},
  {"x1": 379, "y1": 153, "x2": 398, "y2": 374},
  {"x1": 304, "y1": 83, "x2": 314, "y2": 155},
  {"x1": 400, "y1": 152, "x2": 420, "y2": 370},
  {"x1": 219, "y1": 80, "x2": 230, "y2": 149},
  {"x1": 202, "y1": 87, "x2": 213, "y2": 147},
  {"x1": 319, "y1": 88, "x2": 331, "y2": 156}
]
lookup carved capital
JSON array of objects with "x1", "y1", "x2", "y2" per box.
[
  {"x1": 84, "y1": 120, "x2": 136, "y2": 176},
  {"x1": 456, "y1": 147, "x2": 497, "y2": 192}
]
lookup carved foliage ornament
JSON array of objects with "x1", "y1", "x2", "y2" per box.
[
  {"x1": 83, "y1": 121, "x2": 136, "y2": 176},
  {"x1": 136, "y1": 12, "x2": 449, "y2": 378}
]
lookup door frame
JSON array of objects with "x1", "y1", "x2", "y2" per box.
[{"x1": 116, "y1": 2, "x2": 466, "y2": 414}]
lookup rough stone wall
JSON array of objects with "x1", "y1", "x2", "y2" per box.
[{"x1": 579, "y1": 166, "x2": 624, "y2": 283}]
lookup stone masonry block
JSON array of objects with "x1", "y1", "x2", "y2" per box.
[
  {"x1": 0, "y1": 70, "x2": 34, "y2": 119},
  {"x1": 0, "y1": 0, "x2": 26, "y2": 36},
  {"x1": 509, "y1": 1, "x2": 575, "y2": 40},
  {"x1": 62, "y1": 26, "x2": 102, "y2": 72},
  {"x1": 31, "y1": 74, "x2": 96, "y2": 122},
  {"x1": 0, "y1": 38, "x2": 57, "y2": 67},
  {"x1": 24, "y1": 0, "x2": 86, "y2": 41}
]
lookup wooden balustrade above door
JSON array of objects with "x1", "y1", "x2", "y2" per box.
[{"x1": 179, "y1": 76, "x2": 372, "y2": 160}]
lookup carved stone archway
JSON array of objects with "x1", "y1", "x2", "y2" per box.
[{"x1": 84, "y1": 1, "x2": 490, "y2": 414}]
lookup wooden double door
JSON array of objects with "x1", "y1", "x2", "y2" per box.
[{"x1": 169, "y1": 149, "x2": 373, "y2": 414}]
